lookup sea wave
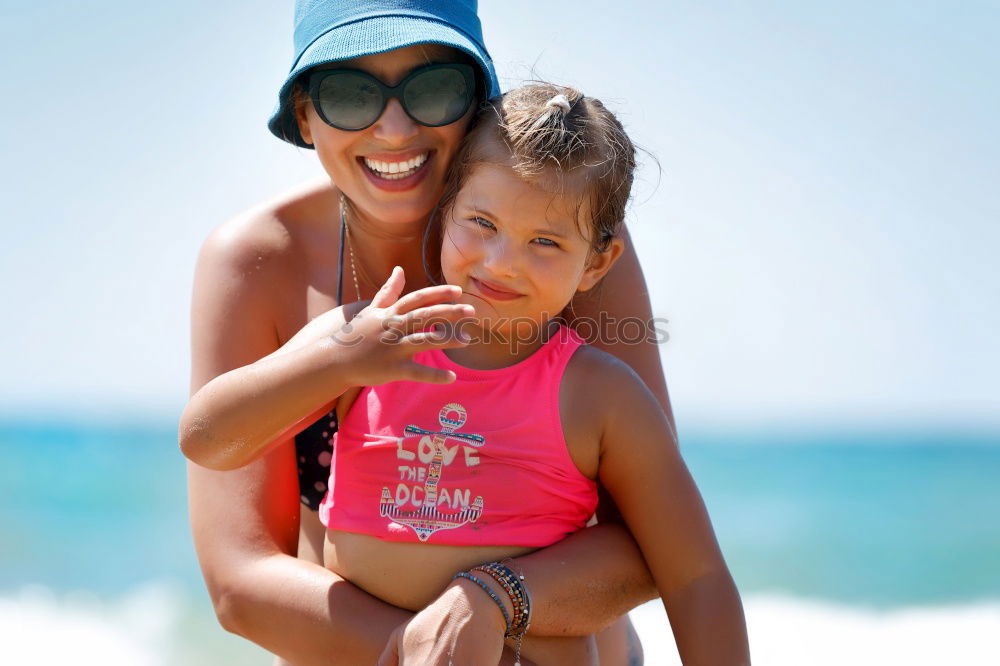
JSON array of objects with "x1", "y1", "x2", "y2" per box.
[
  {"x1": 0, "y1": 582, "x2": 267, "y2": 666},
  {"x1": 632, "y1": 595, "x2": 1000, "y2": 665},
  {"x1": 4, "y1": 584, "x2": 999, "y2": 665},
  {"x1": 2, "y1": 583, "x2": 180, "y2": 665}
]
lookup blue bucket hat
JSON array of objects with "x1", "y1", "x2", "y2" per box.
[{"x1": 268, "y1": 0, "x2": 501, "y2": 148}]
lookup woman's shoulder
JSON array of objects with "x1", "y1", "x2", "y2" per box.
[
  {"x1": 192, "y1": 179, "x2": 344, "y2": 339},
  {"x1": 200, "y1": 177, "x2": 339, "y2": 269}
]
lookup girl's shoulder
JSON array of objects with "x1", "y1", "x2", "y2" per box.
[
  {"x1": 561, "y1": 343, "x2": 674, "y2": 480},
  {"x1": 559, "y1": 344, "x2": 648, "y2": 477},
  {"x1": 563, "y1": 343, "x2": 644, "y2": 398}
]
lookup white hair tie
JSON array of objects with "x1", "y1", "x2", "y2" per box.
[{"x1": 544, "y1": 94, "x2": 572, "y2": 113}]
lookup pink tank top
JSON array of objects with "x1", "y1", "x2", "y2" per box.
[{"x1": 319, "y1": 325, "x2": 598, "y2": 547}]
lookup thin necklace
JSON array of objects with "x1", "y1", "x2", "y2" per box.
[
  {"x1": 341, "y1": 194, "x2": 429, "y2": 298},
  {"x1": 341, "y1": 194, "x2": 362, "y2": 301}
]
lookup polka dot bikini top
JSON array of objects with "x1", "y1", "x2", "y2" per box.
[
  {"x1": 295, "y1": 408, "x2": 337, "y2": 511},
  {"x1": 295, "y1": 212, "x2": 348, "y2": 511}
]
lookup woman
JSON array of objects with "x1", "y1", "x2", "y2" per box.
[{"x1": 186, "y1": 2, "x2": 678, "y2": 664}]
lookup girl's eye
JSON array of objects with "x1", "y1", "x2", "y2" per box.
[
  {"x1": 471, "y1": 216, "x2": 495, "y2": 231},
  {"x1": 533, "y1": 237, "x2": 559, "y2": 248}
]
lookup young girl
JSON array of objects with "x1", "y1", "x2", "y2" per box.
[{"x1": 183, "y1": 82, "x2": 749, "y2": 665}]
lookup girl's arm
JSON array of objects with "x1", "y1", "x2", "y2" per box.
[
  {"x1": 570, "y1": 225, "x2": 677, "y2": 524},
  {"x1": 596, "y1": 356, "x2": 750, "y2": 665},
  {"x1": 516, "y1": 229, "x2": 676, "y2": 630},
  {"x1": 180, "y1": 266, "x2": 470, "y2": 471}
]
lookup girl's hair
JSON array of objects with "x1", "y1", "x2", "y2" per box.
[{"x1": 436, "y1": 82, "x2": 637, "y2": 255}]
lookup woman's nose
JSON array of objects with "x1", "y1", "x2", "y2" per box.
[{"x1": 371, "y1": 97, "x2": 419, "y2": 145}]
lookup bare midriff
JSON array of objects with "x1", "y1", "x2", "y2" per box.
[{"x1": 324, "y1": 529, "x2": 536, "y2": 611}]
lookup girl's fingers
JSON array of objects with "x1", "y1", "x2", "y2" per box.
[
  {"x1": 370, "y1": 266, "x2": 405, "y2": 308},
  {"x1": 402, "y1": 362, "x2": 458, "y2": 385},
  {"x1": 399, "y1": 328, "x2": 471, "y2": 353},
  {"x1": 391, "y1": 284, "x2": 464, "y2": 315},
  {"x1": 397, "y1": 303, "x2": 475, "y2": 334}
]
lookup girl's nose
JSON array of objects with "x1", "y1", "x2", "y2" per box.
[
  {"x1": 372, "y1": 97, "x2": 419, "y2": 145},
  {"x1": 482, "y1": 235, "x2": 519, "y2": 278}
]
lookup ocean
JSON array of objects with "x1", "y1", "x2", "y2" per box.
[{"x1": 2, "y1": 419, "x2": 999, "y2": 664}]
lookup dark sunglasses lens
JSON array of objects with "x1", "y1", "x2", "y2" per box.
[
  {"x1": 402, "y1": 68, "x2": 472, "y2": 126},
  {"x1": 317, "y1": 72, "x2": 383, "y2": 130}
]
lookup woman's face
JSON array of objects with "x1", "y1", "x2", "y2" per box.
[{"x1": 295, "y1": 44, "x2": 476, "y2": 229}]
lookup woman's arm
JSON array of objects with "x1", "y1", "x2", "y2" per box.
[
  {"x1": 186, "y1": 225, "x2": 419, "y2": 664},
  {"x1": 379, "y1": 522, "x2": 654, "y2": 665},
  {"x1": 189, "y1": 459, "x2": 413, "y2": 664},
  {"x1": 571, "y1": 225, "x2": 674, "y2": 433},
  {"x1": 597, "y1": 358, "x2": 750, "y2": 665}
]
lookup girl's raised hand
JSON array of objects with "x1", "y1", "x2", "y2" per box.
[{"x1": 329, "y1": 266, "x2": 474, "y2": 387}]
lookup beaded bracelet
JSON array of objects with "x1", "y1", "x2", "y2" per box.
[
  {"x1": 479, "y1": 562, "x2": 532, "y2": 633},
  {"x1": 500, "y1": 558, "x2": 533, "y2": 634},
  {"x1": 452, "y1": 571, "x2": 511, "y2": 632},
  {"x1": 471, "y1": 563, "x2": 529, "y2": 636},
  {"x1": 500, "y1": 557, "x2": 532, "y2": 637},
  {"x1": 472, "y1": 561, "x2": 532, "y2": 666}
]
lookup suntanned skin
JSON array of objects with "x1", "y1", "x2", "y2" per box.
[
  {"x1": 187, "y1": 180, "x2": 674, "y2": 665},
  {"x1": 316, "y1": 328, "x2": 745, "y2": 666},
  {"x1": 185, "y1": 154, "x2": 746, "y2": 666}
]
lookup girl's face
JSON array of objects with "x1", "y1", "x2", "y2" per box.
[
  {"x1": 295, "y1": 44, "x2": 475, "y2": 229},
  {"x1": 441, "y1": 162, "x2": 622, "y2": 332}
]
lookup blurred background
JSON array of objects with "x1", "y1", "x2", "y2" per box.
[{"x1": 2, "y1": 1, "x2": 998, "y2": 663}]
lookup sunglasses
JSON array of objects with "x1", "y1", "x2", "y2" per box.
[{"x1": 306, "y1": 63, "x2": 477, "y2": 131}]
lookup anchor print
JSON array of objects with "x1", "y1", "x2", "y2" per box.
[{"x1": 380, "y1": 402, "x2": 485, "y2": 541}]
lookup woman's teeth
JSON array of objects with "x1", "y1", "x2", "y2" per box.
[{"x1": 363, "y1": 153, "x2": 428, "y2": 180}]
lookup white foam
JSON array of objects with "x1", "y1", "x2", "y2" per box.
[
  {"x1": 6, "y1": 586, "x2": 999, "y2": 664},
  {"x1": 630, "y1": 594, "x2": 1000, "y2": 665},
  {"x1": 0, "y1": 583, "x2": 181, "y2": 665}
]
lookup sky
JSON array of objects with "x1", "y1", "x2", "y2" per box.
[{"x1": 1, "y1": 1, "x2": 997, "y2": 429}]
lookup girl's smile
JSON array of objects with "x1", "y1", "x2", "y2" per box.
[{"x1": 468, "y1": 276, "x2": 524, "y2": 301}]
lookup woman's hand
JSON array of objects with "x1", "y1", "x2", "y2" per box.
[
  {"x1": 377, "y1": 578, "x2": 507, "y2": 666},
  {"x1": 327, "y1": 266, "x2": 475, "y2": 387}
]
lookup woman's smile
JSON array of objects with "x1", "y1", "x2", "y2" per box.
[
  {"x1": 358, "y1": 150, "x2": 434, "y2": 191},
  {"x1": 296, "y1": 44, "x2": 475, "y2": 227}
]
